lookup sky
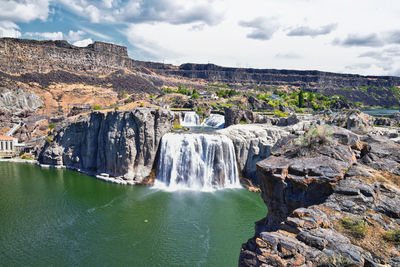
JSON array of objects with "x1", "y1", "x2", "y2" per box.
[{"x1": 1, "y1": 0, "x2": 400, "y2": 76}]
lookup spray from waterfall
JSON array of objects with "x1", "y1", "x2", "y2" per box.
[{"x1": 154, "y1": 133, "x2": 241, "y2": 191}]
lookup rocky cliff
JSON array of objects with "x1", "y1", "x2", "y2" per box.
[
  {"x1": 0, "y1": 87, "x2": 43, "y2": 115},
  {"x1": 1, "y1": 37, "x2": 400, "y2": 107},
  {"x1": 239, "y1": 126, "x2": 400, "y2": 266},
  {"x1": 39, "y1": 108, "x2": 173, "y2": 183},
  {"x1": 0, "y1": 38, "x2": 132, "y2": 74}
]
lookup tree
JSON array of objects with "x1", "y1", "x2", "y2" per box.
[
  {"x1": 307, "y1": 92, "x2": 315, "y2": 103},
  {"x1": 298, "y1": 90, "x2": 304, "y2": 108}
]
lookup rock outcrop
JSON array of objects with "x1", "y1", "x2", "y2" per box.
[
  {"x1": 219, "y1": 117, "x2": 320, "y2": 184},
  {"x1": 39, "y1": 108, "x2": 173, "y2": 183},
  {"x1": 218, "y1": 124, "x2": 292, "y2": 183},
  {"x1": 328, "y1": 110, "x2": 374, "y2": 134},
  {"x1": 240, "y1": 126, "x2": 400, "y2": 266},
  {"x1": 0, "y1": 87, "x2": 43, "y2": 115},
  {"x1": 224, "y1": 107, "x2": 299, "y2": 128}
]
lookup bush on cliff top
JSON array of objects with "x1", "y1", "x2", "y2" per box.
[{"x1": 294, "y1": 125, "x2": 333, "y2": 156}]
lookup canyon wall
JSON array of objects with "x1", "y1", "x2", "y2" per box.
[
  {"x1": 1, "y1": 38, "x2": 400, "y2": 107},
  {"x1": 39, "y1": 108, "x2": 173, "y2": 182}
]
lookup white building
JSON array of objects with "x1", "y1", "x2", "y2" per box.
[{"x1": 0, "y1": 136, "x2": 24, "y2": 158}]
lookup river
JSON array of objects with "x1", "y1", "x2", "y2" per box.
[{"x1": 0, "y1": 162, "x2": 265, "y2": 266}]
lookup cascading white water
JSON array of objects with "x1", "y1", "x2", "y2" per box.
[
  {"x1": 201, "y1": 114, "x2": 225, "y2": 129},
  {"x1": 180, "y1": 112, "x2": 200, "y2": 127},
  {"x1": 154, "y1": 133, "x2": 241, "y2": 191}
]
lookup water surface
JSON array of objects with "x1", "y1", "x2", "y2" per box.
[
  {"x1": 0, "y1": 163, "x2": 265, "y2": 266},
  {"x1": 362, "y1": 108, "x2": 398, "y2": 117}
]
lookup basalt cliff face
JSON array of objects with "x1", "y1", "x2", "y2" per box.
[
  {"x1": 1, "y1": 38, "x2": 400, "y2": 107},
  {"x1": 239, "y1": 127, "x2": 400, "y2": 266},
  {"x1": 39, "y1": 108, "x2": 173, "y2": 183}
]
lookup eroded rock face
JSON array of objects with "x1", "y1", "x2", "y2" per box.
[
  {"x1": 239, "y1": 127, "x2": 400, "y2": 266},
  {"x1": 39, "y1": 108, "x2": 173, "y2": 182},
  {"x1": 328, "y1": 110, "x2": 374, "y2": 134},
  {"x1": 256, "y1": 139, "x2": 356, "y2": 231},
  {"x1": 218, "y1": 124, "x2": 292, "y2": 183},
  {"x1": 219, "y1": 119, "x2": 321, "y2": 184},
  {"x1": 224, "y1": 107, "x2": 300, "y2": 128},
  {"x1": 0, "y1": 87, "x2": 43, "y2": 115}
]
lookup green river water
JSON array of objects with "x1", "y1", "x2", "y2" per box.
[{"x1": 0, "y1": 162, "x2": 266, "y2": 266}]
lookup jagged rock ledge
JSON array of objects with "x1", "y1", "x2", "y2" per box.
[
  {"x1": 38, "y1": 108, "x2": 173, "y2": 184},
  {"x1": 239, "y1": 126, "x2": 400, "y2": 266}
]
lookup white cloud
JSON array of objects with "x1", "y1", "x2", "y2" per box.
[
  {"x1": 60, "y1": 0, "x2": 224, "y2": 25},
  {"x1": 66, "y1": 30, "x2": 85, "y2": 42},
  {"x1": 73, "y1": 38, "x2": 93, "y2": 47},
  {"x1": 287, "y1": 23, "x2": 337, "y2": 37},
  {"x1": 79, "y1": 26, "x2": 112, "y2": 40},
  {"x1": 25, "y1": 31, "x2": 63, "y2": 40},
  {"x1": 239, "y1": 17, "x2": 280, "y2": 40},
  {"x1": 124, "y1": 25, "x2": 181, "y2": 60},
  {"x1": 0, "y1": 21, "x2": 21, "y2": 38},
  {"x1": 3, "y1": 0, "x2": 400, "y2": 76},
  {"x1": 0, "y1": 0, "x2": 50, "y2": 23},
  {"x1": 102, "y1": 0, "x2": 114, "y2": 8}
]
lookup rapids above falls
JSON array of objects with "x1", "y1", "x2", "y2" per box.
[{"x1": 180, "y1": 111, "x2": 200, "y2": 127}]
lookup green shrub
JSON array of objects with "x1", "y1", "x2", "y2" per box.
[
  {"x1": 93, "y1": 105, "x2": 101, "y2": 110},
  {"x1": 21, "y1": 155, "x2": 34, "y2": 160},
  {"x1": 139, "y1": 102, "x2": 144, "y2": 107},
  {"x1": 294, "y1": 125, "x2": 333, "y2": 155},
  {"x1": 124, "y1": 98, "x2": 133, "y2": 104},
  {"x1": 298, "y1": 89, "x2": 304, "y2": 108},
  {"x1": 273, "y1": 109, "x2": 288, "y2": 118},
  {"x1": 220, "y1": 103, "x2": 234, "y2": 108},
  {"x1": 216, "y1": 89, "x2": 239, "y2": 98},
  {"x1": 341, "y1": 217, "x2": 368, "y2": 238},
  {"x1": 173, "y1": 124, "x2": 184, "y2": 130},
  {"x1": 48, "y1": 123, "x2": 55, "y2": 130},
  {"x1": 191, "y1": 92, "x2": 199, "y2": 99},
  {"x1": 45, "y1": 136, "x2": 53, "y2": 144},
  {"x1": 384, "y1": 229, "x2": 400, "y2": 244},
  {"x1": 162, "y1": 87, "x2": 174, "y2": 93},
  {"x1": 256, "y1": 93, "x2": 267, "y2": 101}
]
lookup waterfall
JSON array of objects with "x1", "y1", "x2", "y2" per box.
[
  {"x1": 154, "y1": 133, "x2": 241, "y2": 191},
  {"x1": 201, "y1": 114, "x2": 225, "y2": 129},
  {"x1": 180, "y1": 112, "x2": 200, "y2": 127}
]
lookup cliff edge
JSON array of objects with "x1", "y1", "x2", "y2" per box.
[{"x1": 239, "y1": 126, "x2": 400, "y2": 266}]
